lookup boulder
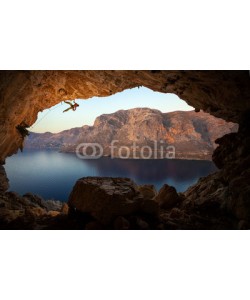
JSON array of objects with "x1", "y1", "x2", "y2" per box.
[
  {"x1": 68, "y1": 177, "x2": 142, "y2": 225},
  {"x1": 183, "y1": 173, "x2": 227, "y2": 211},
  {"x1": 25, "y1": 207, "x2": 46, "y2": 218},
  {"x1": 22, "y1": 193, "x2": 44, "y2": 208},
  {"x1": 0, "y1": 208, "x2": 24, "y2": 224},
  {"x1": 23, "y1": 193, "x2": 63, "y2": 212},
  {"x1": 138, "y1": 184, "x2": 157, "y2": 200},
  {"x1": 61, "y1": 203, "x2": 69, "y2": 214},
  {"x1": 45, "y1": 200, "x2": 63, "y2": 212},
  {"x1": 5, "y1": 191, "x2": 23, "y2": 209},
  {"x1": 155, "y1": 184, "x2": 181, "y2": 209},
  {"x1": 47, "y1": 210, "x2": 60, "y2": 217}
]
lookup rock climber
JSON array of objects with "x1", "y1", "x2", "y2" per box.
[{"x1": 63, "y1": 100, "x2": 79, "y2": 113}]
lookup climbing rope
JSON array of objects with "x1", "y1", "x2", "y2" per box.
[{"x1": 29, "y1": 102, "x2": 63, "y2": 130}]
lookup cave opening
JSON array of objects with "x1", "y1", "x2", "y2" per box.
[
  {"x1": 28, "y1": 87, "x2": 193, "y2": 133},
  {"x1": 4, "y1": 87, "x2": 237, "y2": 203}
]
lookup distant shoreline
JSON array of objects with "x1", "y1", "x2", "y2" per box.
[{"x1": 22, "y1": 148, "x2": 214, "y2": 162}]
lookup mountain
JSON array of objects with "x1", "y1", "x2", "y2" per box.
[{"x1": 25, "y1": 108, "x2": 238, "y2": 160}]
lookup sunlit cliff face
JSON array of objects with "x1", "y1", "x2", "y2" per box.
[{"x1": 0, "y1": 71, "x2": 250, "y2": 162}]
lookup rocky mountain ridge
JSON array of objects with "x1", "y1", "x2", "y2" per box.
[{"x1": 25, "y1": 108, "x2": 238, "y2": 160}]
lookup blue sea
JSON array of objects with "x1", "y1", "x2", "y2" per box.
[{"x1": 5, "y1": 150, "x2": 217, "y2": 201}]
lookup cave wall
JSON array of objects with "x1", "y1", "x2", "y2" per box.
[
  {"x1": 0, "y1": 165, "x2": 8, "y2": 192},
  {"x1": 0, "y1": 70, "x2": 250, "y2": 162},
  {"x1": 183, "y1": 120, "x2": 250, "y2": 224}
]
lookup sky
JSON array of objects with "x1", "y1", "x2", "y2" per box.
[{"x1": 30, "y1": 87, "x2": 194, "y2": 133}]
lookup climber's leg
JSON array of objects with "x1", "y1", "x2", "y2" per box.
[{"x1": 63, "y1": 107, "x2": 73, "y2": 113}]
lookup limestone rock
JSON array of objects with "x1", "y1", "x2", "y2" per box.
[
  {"x1": 0, "y1": 208, "x2": 24, "y2": 224},
  {"x1": 138, "y1": 184, "x2": 157, "y2": 200},
  {"x1": 0, "y1": 165, "x2": 9, "y2": 192},
  {"x1": 61, "y1": 203, "x2": 69, "y2": 214},
  {"x1": 47, "y1": 211, "x2": 60, "y2": 217},
  {"x1": 155, "y1": 184, "x2": 181, "y2": 209},
  {"x1": 25, "y1": 207, "x2": 46, "y2": 218},
  {"x1": 45, "y1": 199, "x2": 63, "y2": 212},
  {"x1": 22, "y1": 193, "x2": 62, "y2": 211},
  {"x1": 182, "y1": 123, "x2": 250, "y2": 223},
  {"x1": 183, "y1": 173, "x2": 227, "y2": 210},
  {"x1": 0, "y1": 189, "x2": 66, "y2": 229},
  {"x1": 68, "y1": 177, "x2": 142, "y2": 225}
]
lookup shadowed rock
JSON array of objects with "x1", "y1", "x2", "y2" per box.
[
  {"x1": 138, "y1": 184, "x2": 157, "y2": 200},
  {"x1": 155, "y1": 184, "x2": 182, "y2": 209},
  {"x1": 0, "y1": 165, "x2": 9, "y2": 192},
  {"x1": 68, "y1": 177, "x2": 143, "y2": 225}
]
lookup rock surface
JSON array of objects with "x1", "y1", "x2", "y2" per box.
[
  {"x1": 0, "y1": 173, "x2": 241, "y2": 229},
  {"x1": 68, "y1": 177, "x2": 144, "y2": 225},
  {"x1": 183, "y1": 118, "x2": 250, "y2": 224},
  {"x1": 25, "y1": 109, "x2": 237, "y2": 160},
  {"x1": 138, "y1": 184, "x2": 157, "y2": 200},
  {"x1": 155, "y1": 184, "x2": 182, "y2": 209},
  {"x1": 0, "y1": 188, "x2": 64, "y2": 229},
  {"x1": 0, "y1": 165, "x2": 9, "y2": 192}
]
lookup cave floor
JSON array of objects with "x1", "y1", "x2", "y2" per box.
[{"x1": 0, "y1": 191, "x2": 238, "y2": 230}]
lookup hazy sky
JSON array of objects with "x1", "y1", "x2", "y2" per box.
[{"x1": 30, "y1": 87, "x2": 194, "y2": 133}]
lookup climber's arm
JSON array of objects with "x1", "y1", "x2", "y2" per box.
[{"x1": 64, "y1": 101, "x2": 73, "y2": 107}]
